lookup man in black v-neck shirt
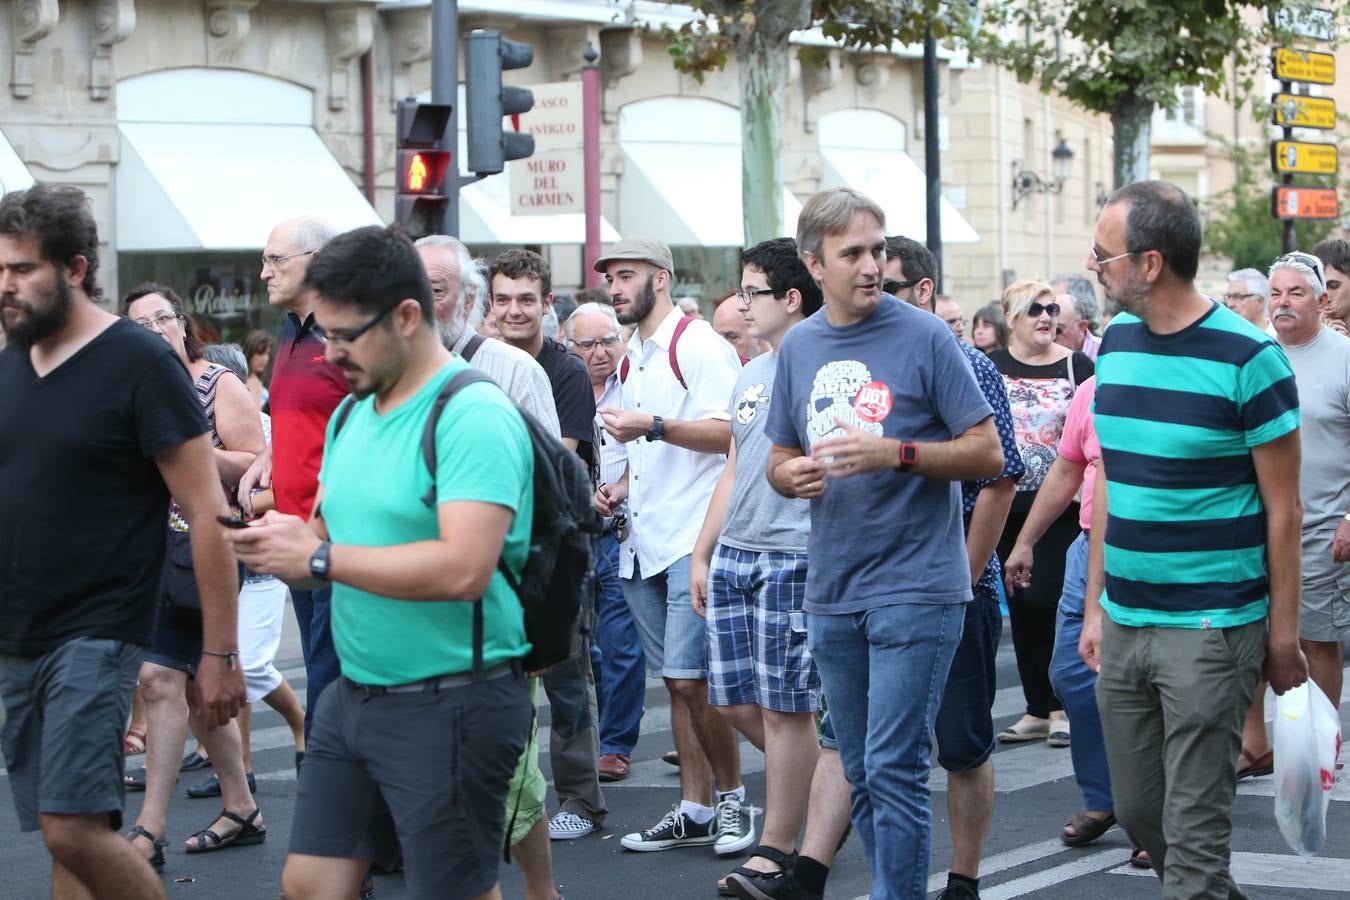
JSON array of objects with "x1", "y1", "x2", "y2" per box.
[{"x1": 0, "y1": 186, "x2": 245, "y2": 899}]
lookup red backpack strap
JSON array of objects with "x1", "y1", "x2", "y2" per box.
[
  {"x1": 669, "y1": 315, "x2": 693, "y2": 390},
  {"x1": 620, "y1": 356, "x2": 630, "y2": 383}
]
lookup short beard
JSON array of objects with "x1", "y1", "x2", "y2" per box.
[
  {"x1": 436, "y1": 294, "x2": 485, "y2": 350},
  {"x1": 2, "y1": 276, "x2": 73, "y2": 350},
  {"x1": 616, "y1": 274, "x2": 657, "y2": 326}
]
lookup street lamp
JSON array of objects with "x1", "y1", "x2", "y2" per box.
[{"x1": 1012, "y1": 137, "x2": 1074, "y2": 209}]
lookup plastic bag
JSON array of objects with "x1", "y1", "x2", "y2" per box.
[{"x1": 1271, "y1": 680, "x2": 1342, "y2": 856}]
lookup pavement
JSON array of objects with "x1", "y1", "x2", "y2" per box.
[{"x1": 2, "y1": 603, "x2": 1348, "y2": 899}]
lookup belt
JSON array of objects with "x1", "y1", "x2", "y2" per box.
[{"x1": 345, "y1": 661, "x2": 514, "y2": 696}]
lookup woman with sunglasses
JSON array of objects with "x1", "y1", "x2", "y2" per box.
[{"x1": 988, "y1": 279, "x2": 1094, "y2": 748}]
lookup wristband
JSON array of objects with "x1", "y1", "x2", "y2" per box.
[{"x1": 201, "y1": 649, "x2": 239, "y2": 670}]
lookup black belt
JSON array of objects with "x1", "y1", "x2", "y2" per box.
[{"x1": 345, "y1": 661, "x2": 514, "y2": 696}]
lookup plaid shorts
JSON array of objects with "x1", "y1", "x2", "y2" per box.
[{"x1": 706, "y1": 545, "x2": 819, "y2": 713}]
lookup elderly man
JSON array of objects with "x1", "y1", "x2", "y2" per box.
[
  {"x1": 1239, "y1": 250, "x2": 1350, "y2": 775},
  {"x1": 1224, "y1": 268, "x2": 1274, "y2": 334},
  {"x1": 713, "y1": 294, "x2": 766, "y2": 362},
  {"x1": 1051, "y1": 273, "x2": 1102, "y2": 359}
]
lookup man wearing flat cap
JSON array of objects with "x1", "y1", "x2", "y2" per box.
[{"x1": 591, "y1": 238, "x2": 751, "y2": 856}]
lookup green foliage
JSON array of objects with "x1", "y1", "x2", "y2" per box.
[{"x1": 1202, "y1": 138, "x2": 1339, "y2": 271}]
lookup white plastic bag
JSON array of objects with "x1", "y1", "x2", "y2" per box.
[{"x1": 1271, "y1": 680, "x2": 1342, "y2": 856}]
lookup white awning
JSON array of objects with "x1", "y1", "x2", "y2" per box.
[
  {"x1": 0, "y1": 129, "x2": 35, "y2": 198},
  {"x1": 818, "y1": 146, "x2": 979, "y2": 244},
  {"x1": 619, "y1": 140, "x2": 802, "y2": 246},
  {"x1": 116, "y1": 122, "x2": 382, "y2": 252}
]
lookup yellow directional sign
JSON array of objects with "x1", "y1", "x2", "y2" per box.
[
  {"x1": 1271, "y1": 93, "x2": 1337, "y2": 129},
  {"x1": 1273, "y1": 47, "x2": 1336, "y2": 84},
  {"x1": 1272, "y1": 140, "x2": 1340, "y2": 175}
]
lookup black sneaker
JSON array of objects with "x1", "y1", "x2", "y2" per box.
[
  {"x1": 620, "y1": 806, "x2": 718, "y2": 851},
  {"x1": 186, "y1": 771, "x2": 256, "y2": 799},
  {"x1": 937, "y1": 878, "x2": 980, "y2": 900},
  {"x1": 713, "y1": 796, "x2": 757, "y2": 856}
]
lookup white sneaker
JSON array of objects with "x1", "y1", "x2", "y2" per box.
[
  {"x1": 712, "y1": 796, "x2": 757, "y2": 856},
  {"x1": 548, "y1": 810, "x2": 597, "y2": 840}
]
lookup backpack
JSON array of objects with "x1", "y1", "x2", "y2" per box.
[
  {"x1": 330, "y1": 368, "x2": 601, "y2": 673},
  {"x1": 619, "y1": 315, "x2": 693, "y2": 388}
]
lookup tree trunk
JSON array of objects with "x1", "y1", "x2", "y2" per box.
[
  {"x1": 1111, "y1": 90, "x2": 1154, "y2": 189},
  {"x1": 739, "y1": 34, "x2": 790, "y2": 246}
]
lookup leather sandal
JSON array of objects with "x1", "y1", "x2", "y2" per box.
[
  {"x1": 722, "y1": 844, "x2": 796, "y2": 899},
  {"x1": 123, "y1": 729, "x2": 147, "y2": 756},
  {"x1": 125, "y1": 825, "x2": 167, "y2": 871},
  {"x1": 1130, "y1": 846, "x2": 1153, "y2": 869},
  {"x1": 1061, "y1": 811, "x2": 1115, "y2": 847},
  {"x1": 185, "y1": 807, "x2": 267, "y2": 853},
  {"x1": 1236, "y1": 748, "x2": 1274, "y2": 780}
]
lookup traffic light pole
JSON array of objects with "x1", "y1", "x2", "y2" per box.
[{"x1": 432, "y1": 0, "x2": 459, "y2": 237}]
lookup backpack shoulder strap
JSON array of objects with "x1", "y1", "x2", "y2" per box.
[
  {"x1": 669, "y1": 315, "x2": 693, "y2": 390},
  {"x1": 419, "y1": 369, "x2": 497, "y2": 508},
  {"x1": 461, "y1": 332, "x2": 488, "y2": 363},
  {"x1": 330, "y1": 394, "x2": 358, "y2": 440}
]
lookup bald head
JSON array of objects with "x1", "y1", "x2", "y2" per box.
[
  {"x1": 714, "y1": 295, "x2": 764, "y2": 361},
  {"x1": 262, "y1": 216, "x2": 337, "y2": 311}
]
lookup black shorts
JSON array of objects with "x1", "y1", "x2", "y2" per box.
[
  {"x1": 289, "y1": 666, "x2": 532, "y2": 898},
  {"x1": 0, "y1": 638, "x2": 143, "y2": 832}
]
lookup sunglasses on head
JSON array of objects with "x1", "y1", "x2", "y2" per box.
[{"x1": 1027, "y1": 301, "x2": 1060, "y2": 319}]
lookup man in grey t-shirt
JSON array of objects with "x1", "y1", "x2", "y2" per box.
[
  {"x1": 689, "y1": 239, "x2": 823, "y2": 898},
  {"x1": 765, "y1": 189, "x2": 1003, "y2": 899}
]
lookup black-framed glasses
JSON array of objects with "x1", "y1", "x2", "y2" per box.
[
  {"x1": 1089, "y1": 246, "x2": 1138, "y2": 267},
  {"x1": 883, "y1": 278, "x2": 919, "y2": 295},
  {"x1": 261, "y1": 249, "x2": 316, "y2": 270},
  {"x1": 570, "y1": 334, "x2": 622, "y2": 351},
  {"x1": 319, "y1": 303, "x2": 397, "y2": 346},
  {"x1": 132, "y1": 312, "x2": 181, "y2": 331},
  {"x1": 734, "y1": 288, "x2": 777, "y2": 308},
  {"x1": 1027, "y1": 301, "x2": 1061, "y2": 319}
]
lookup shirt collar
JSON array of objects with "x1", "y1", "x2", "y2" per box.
[{"x1": 631, "y1": 305, "x2": 685, "y2": 353}]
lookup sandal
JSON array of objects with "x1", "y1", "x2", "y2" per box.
[
  {"x1": 1130, "y1": 846, "x2": 1153, "y2": 869},
  {"x1": 123, "y1": 766, "x2": 147, "y2": 792},
  {"x1": 1237, "y1": 748, "x2": 1273, "y2": 780},
  {"x1": 125, "y1": 824, "x2": 167, "y2": 871},
  {"x1": 184, "y1": 807, "x2": 267, "y2": 853},
  {"x1": 1061, "y1": 811, "x2": 1115, "y2": 847},
  {"x1": 722, "y1": 844, "x2": 796, "y2": 899},
  {"x1": 123, "y1": 729, "x2": 147, "y2": 756}
]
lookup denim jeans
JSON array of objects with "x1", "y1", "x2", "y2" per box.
[
  {"x1": 807, "y1": 602, "x2": 964, "y2": 900},
  {"x1": 1049, "y1": 532, "x2": 1113, "y2": 812},
  {"x1": 291, "y1": 585, "x2": 339, "y2": 741},
  {"x1": 590, "y1": 534, "x2": 646, "y2": 755}
]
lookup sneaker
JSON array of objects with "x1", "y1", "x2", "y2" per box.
[
  {"x1": 548, "y1": 810, "x2": 598, "y2": 840},
  {"x1": 620, "y1": 806, "x2": 718, "y2": 852},
  {"x1": 937, "y1": 879, "x2": 980, "y2": 899},
  {"x1": 713, "y1": 796, "x2": 757, "y2": 856}
]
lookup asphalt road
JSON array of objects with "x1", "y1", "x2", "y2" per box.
[{"x1": 2, "y1": 607, "x2": 1347, "y2": 899}]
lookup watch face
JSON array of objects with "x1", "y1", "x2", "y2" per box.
[{"x1": 901, "y1": 444, "x2": 918, "y2": 465}]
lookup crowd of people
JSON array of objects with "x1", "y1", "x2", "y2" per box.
[{"x1": 0, "y1": 176, "x2": 1345, "y2": 900}]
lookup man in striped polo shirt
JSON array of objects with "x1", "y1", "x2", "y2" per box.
[{"x1": 1080, "y1": 180, "x2": 1307, "y2": 899}]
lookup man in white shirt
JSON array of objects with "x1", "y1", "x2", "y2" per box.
[{"x1": 591, "y1": 237, "x2": 750, "y2": 856}]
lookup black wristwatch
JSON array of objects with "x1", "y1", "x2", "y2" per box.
[
  {"x1": 896, "y1": 440, "x2": 918, "y2": 472},
  {"x1": 309, "y1": 541, "x2": 332, "y2": 581},
  {"x1": 645, "y1": 415, "x2": 665, "y2": 442}
]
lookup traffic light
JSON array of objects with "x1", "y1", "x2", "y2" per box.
[
  {"x1": 394, "y1": 99, "x2": 454, "y2": 238},
  {"x1": 465, "y1": 30, "x2": 535, "y2": 176}
]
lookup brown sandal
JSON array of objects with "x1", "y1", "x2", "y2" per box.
[
  {"x1": 1061, "y1": 811, "x2": 1115, "y2": 847},
  {"x1": 1237, "y1": 748, "x2": 1274, "y2": 780}
]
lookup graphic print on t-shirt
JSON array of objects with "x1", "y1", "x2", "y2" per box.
[
  {"x1": 807, "y1": 360, "x2": 886, "y2": 446},
  {"x1": 735, "y1": 382, "x2": 768, "y2": 425}
]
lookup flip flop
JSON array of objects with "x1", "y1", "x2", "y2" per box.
[
  {"x1": 1061, "y1": 811, "x2": 1115, "y2": 847},
  {"x1": 1237, "y1": 748, "x2": 1274, "y2": 780}
]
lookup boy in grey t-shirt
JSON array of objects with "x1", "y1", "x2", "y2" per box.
[{"x1": 689, "y1": 239, "x2": 823, "y2": 897}]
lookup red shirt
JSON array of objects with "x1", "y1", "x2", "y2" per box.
[{"x1": 269, "y1": 312, "x2": 348, "y2": 518}]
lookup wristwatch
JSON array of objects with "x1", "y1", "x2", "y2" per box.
[
  {"x1": 309, "y1": 541, "x2": 332, "y2": 581},
  {"x1": 645, "y1": 415, "x2": 665, "y2": 442},
  {"x1": 896, "y1": 440, "x2": 918, "y2": 472}
]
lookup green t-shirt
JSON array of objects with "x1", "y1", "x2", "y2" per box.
[{"x1": 318, "y1": 358, "x2": 533, "y2": 684}]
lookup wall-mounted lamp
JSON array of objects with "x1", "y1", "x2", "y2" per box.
[{"x1": 1012, "y1": 138, "x2": 1073, "y2": 209}]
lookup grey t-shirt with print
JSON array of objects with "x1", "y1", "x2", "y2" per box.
[
  {"x1": 765, "y1": 296, "x2": 993, "y2": 614},
  {"x1": 719, "y1": 351, "x2": 810, "y2": 553}
]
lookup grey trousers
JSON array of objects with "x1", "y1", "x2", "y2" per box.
[
  {"x1": 1096, "y1": 615, "x2": 1265, "y2": 900},
  {"x1": 542, "y1": 644, "x2": 607, "y2": 824}
]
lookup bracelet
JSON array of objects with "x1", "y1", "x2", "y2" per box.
[{"x1": 201, "y1": 649, "x2": 239, "y2": 670}]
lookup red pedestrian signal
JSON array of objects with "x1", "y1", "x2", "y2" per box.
[
  {"x1": 398, "y1": 150, "x2": 450, "y2": 196},
  {"x1": 393, "y1": 99, "x2": 454, "y2": 238}
]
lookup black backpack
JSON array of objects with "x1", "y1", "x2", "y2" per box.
[{"x1": 330, "y1": 368, "x2": 601, "y2": 672}]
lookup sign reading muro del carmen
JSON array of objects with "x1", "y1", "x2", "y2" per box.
[{"x1": 510, "y1": 81, "x2": 584, "y2": 216}]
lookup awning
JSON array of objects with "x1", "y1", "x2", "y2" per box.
[
  {"x1": 116, "y1": 122, "x2": 382, "y2": 252},
  {"x1": 0, "y1": 129, "x2": 35, "y2": 197},
  {"x1": 818, "y1": 146, "x2": 979, "y2": 244},
  {"x1": 619, "y1": 140, "x2": 802, "y2": 246}
]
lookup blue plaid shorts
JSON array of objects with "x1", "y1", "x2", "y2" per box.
[{"x1": 706, "y1": 544, "x2": 819, "y2": 713}]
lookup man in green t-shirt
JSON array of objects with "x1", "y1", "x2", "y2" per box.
[{"x1": 229, "y1": 225, "x2": 534, "y2": 900}]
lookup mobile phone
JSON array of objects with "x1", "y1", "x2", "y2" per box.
[{"x1": 216, "y1": 514, "x2": 249, "y2": 529}]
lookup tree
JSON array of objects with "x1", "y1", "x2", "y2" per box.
[{"x1": 975, "y1": 1, "x2": 1349, "y2": 189}]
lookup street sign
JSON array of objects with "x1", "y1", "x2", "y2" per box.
[
  {"x1": 1272, "y1": 139, "x2": 1340, "y2": 175},
  {"x1": 1271, "y1": 92, "x2": 1337, "y2": 129},
  {"x1": 1273, "y1": 47, "x2": 1335, "y2": 84},
  {"x1": 509, "y1": 81, "x2": 584, "y2": 216},
  {"x1": 1275, "y1": 7, "x2": 1336, "y2": 42},
  {"x1": 1272, "y1": 186, "x2": 1339, "y2": 220}
]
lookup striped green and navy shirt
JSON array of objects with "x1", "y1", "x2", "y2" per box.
[{"x1": 1093, "y1": 302, "x2": 1299, "y2": 629}]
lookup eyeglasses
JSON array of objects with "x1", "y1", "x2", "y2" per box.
[
  {"x1": 261, "y1": 249, "x2": 316, "y2": 270},
  {"x1": 570, "y1": 334, "x2": 622, "y2": 351},
  {"x1": 133, "y1": 312, "x2": 181, "y2": 331},
  {"x1": 883, "y1": 278, "x2": 919, "y2": 295},
  {"x1": 1223, "y1": 292, "x2": 1260, "y2": 304},
  {"x1": 735, "y1": 288, "x2": 777, "y2": 308},
  {"x1": 1089, "y1": 246, "x2": 1138, "y2": 267},
  {"x1": 319, "y1": 303, "x2": 396, "y2": 346},
  {"x1": 1027, "y1": 301, "x2": 1061, "y2": 319},
  {"x1": 1273, "y1": 252, "x2": 1326, "y2": 290}
]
